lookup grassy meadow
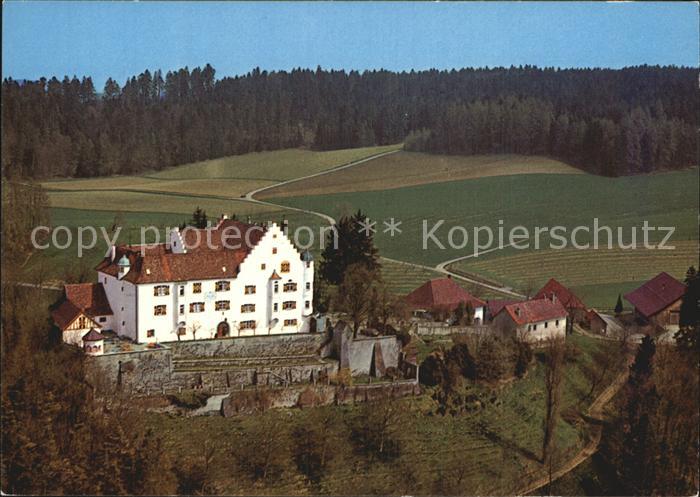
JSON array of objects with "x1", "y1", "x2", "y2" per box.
[
  {"x1": 271, "y1": 167, "x2": 698, "y2": 303},
  {"x1": 260, "y1": 151, "x2": 582, "y2": 198},
  {"x1": 451, "y1": 240, "x2": 698, "y2": 310},
  {"x1": 146, "y1": 333, "x2": 611, "y2": 495}
]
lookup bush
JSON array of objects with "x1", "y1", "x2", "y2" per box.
[
  {"x1": 564, "y1": 341, "x2": 581, "y2": 363},
  {"x1": 419, "y1": 353, "x2": 446, "y2": 386},
  {"x1": 473, "y1": 337, "x2": 514, "y2": 381},
  {"x1": 168, "y1": 390, "x2": 210, "y2": 409},
  {"x1": 514, "y1": 340, "x2": 533, "y2": 378}
]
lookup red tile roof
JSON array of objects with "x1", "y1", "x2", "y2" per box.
[
  {"x1": 51, "y1": 283, "x2": 112, "y2": 330},
  {"x1": 405, "y1": 278, "x2": 486, "y2": 310},
  {"x1": 534, "y1": 278, "x2": 587, "y2": 310},
  {"x1": 487, "y1": 299, "x2": 521, "y2": 318},
  {"x1": 82, "y1": 328, "x2": 105, "y2": 342},
  {"x1": 624, "y1": 272, "x2": 686, "y2": 318},
  {"x1": 96, "y1": 220, "x2": 267, "y2": 284},
  {"x1": 497, "y1": 298, "x2": 568, "y2": 326}
]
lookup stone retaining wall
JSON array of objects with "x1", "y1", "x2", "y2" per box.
[
  {"x1": 416, "y1": 323, "x2": 493, "y2": 336},
  {"x1": 170, "y1": 332, "x2": 326, "y2": 358},
  {"x1": 221, "y1": 380, "x2": 421, "y2": 416}
]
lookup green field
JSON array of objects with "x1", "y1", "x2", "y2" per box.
[
  {"x1": 451, "y1": 240, "x2": 698, "y2": 310},
  {"x1": 145, "y1": 333, "x2": 612, "y2": 495},
  {"x1": 260, "y1": 151, "x2": 582, "y2": 198},
  {"x1": 271, "y1": 168, "x2": 698, "y2": 303}
]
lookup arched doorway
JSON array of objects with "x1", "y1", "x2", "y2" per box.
[{"x1": 216, "y1": 319, "x2": 230, "y2": 338}]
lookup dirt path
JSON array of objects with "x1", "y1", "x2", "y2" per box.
[
  {"x1": 515, "y1": 368, "x2": 629, "y2": 495},
  {"x1": 243, "y1": 150, "x2": 525, "y2": 297}
]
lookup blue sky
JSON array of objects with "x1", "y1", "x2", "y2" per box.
[{"x1": 3, "y1": 1, "x2": 698, "y2": 87}]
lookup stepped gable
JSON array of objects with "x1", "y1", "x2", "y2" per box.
[
  {"x1": 405, "y1": 277, "x2": 486, "y2": 310},
  {"x1": 96, "y1": 219, "x2": 266, "y2": 284}
]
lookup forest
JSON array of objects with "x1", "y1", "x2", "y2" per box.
[{"x1": 1, "y1": 64, "x2": 697, "y2": 179}]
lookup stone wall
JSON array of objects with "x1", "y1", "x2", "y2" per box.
[
  {"x1": 89, "y1": 333, "x2": 337, "y2": 395},
  {"x1": 416, "y1": 323, "x2": 493, "y2": 336},
  {"x1": 88, "y1": 346, "x2": 172, "y2": 394},
  {"x1": 170, "y1": 332, "x2": 326, "y2": 359},
  {"x1": 221, "y1": 380, "x2": 421, "y2": 416}
]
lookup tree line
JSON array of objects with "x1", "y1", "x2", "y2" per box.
[{"x1": 2, "y1": 64, "x2": 696, "y2": 179}]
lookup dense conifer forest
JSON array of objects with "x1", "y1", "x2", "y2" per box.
[{"x1": 2, "y1": 64, "x2": 697, "y2": 179}]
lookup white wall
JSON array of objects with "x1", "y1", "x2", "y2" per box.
[
  {"x1": 106, "y1": 223, "x2": 314, "y2": 344},
  {"x1": 519, "y1": 316, "x2": 567, "y2": 341},
  {"x1": 100, "y1": 272, "x2": 137, "y2": 341}
]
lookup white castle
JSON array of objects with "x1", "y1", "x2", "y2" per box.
[{"x1": 51, "y1": 217, "x2": 315, "y2": 351}]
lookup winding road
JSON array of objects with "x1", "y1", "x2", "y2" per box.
[{"x1": 241, "y1": 149, "x2": 523, "y2": 298}]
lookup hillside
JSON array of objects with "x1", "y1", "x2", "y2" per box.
[{"x1": 259, "y1": 152, "x2": 582, "y2": 198}]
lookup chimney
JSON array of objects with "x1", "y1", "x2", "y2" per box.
[
  {"x1": 551, "y1": 292, "x2": 557, "y2": 303},
  {"x1": 221, "y1": 213, "x2": 228, "y2": 221},
  {"x1": 514, "y1": 307, "x2": 521, "y2": 317},
  {"x1": 281, "y1": 218, "x2": 289, "y2": 235}
]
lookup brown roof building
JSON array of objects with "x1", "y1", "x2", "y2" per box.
[
  {"x1": 534, "y1": 278, "x2": 587, "y2": 322},
  {"x1": 624, "y1": 272, "x2": 685, "y2": 330},
  {"x1": 492, "y1": 297, "x2": 568, "y2": 342}
]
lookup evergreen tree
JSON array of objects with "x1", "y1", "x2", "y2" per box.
[
  {"x1": 320, "y1": 210, "x2": 380, "y2": 285},
  {"x1": 614, "y1": 293, "x2": 624, "y2": 315}
]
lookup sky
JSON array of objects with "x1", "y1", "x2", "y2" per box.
[{"x1": 3, "y1": 1, "x2": 698, "y2": 87}]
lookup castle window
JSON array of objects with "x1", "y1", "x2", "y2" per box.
[
  {"x1": 179, "y1": 285, "x2": 185, "y2": 296},
  {"x1": 215, "y1": 281, "x2": 230, "y2": 292},
  {"x1": 241, "y1": 304, "x2": 255, "y2": 313},
  {"x1": 240, "y1": 320, "x2": 256, "y2": 330},
  {"x1": 284, "y1": 319, "x2": 297, "y2": 327},
  {"x1": 556, "y1": 320, "x2": 560, "y2": 326},
  {"x1": 274, "y1": 282, "x2": 279, "y2": 293},
  {"x1": 306, "y1": 282, "x2": 311, "y2": 291},
  {"x1": 179, "y1": 304, "x2": 185, "y2": 315},
  {"x1": 190, "y1": 302, "x2": 205, "y2": 313},
  {"x1": 305, "y1": 301, "x2": 310, "y2": 309},
  {"x1": 77, "y1": 316, "x2": 89, "y2": 328},
  {"x1": 272, "y1": 247, "x2": 277, "y2": 254},
  {"x1": 545, "y1": 321, "x2": 549, "y2": 328},
  {"x1": 306, "y1": 261, "x2": 311, "y2": 268},
  {"x1": 147, "y1": 329, "x2": 155, "y2": 338},
  {"x1": 244, "y1": 285, "x2": 256, "y2": 295},
  {"x1": 154, "y1": 305, "x2": 167, "y2": 316},
  {"x1": 99, "y1": 317, "x2": 107, "y2": 323},
  {"x1": 192, "y1": 282, "x2": 202, "y2": 294},
  {"x1": 261, "y1": 263, "x2": 266, "y2": 270},
  {"x1": 283, "y1": 301, "x2": 296, "y2": 310},
  {"x1": 154, "y1": 285, "x2": 170, "y2": 296},
  {"x1": 273, "y1": 303, "x2": 278, "y2": 312},
  {"x1": 177, "y1": 327, "x2": 186, "y2": 336},
  {"x1": 281, "y1": 261, "x2": 290, "y2": 273},
  {"x1": 215, "y1": 300, "x2": 231, "y2": 311},
  {"x1": 283, "y1": 282, "x2": 297, "y2": 292}
]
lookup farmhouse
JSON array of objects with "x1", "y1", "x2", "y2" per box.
[
  {"x1": 534, "y1": 278, "x2": 587, "y2": 323},
  {"x1": 54, "y1": 217, "x2": 314, "y2": 347},
  {"x1": 492, "y1": 296, "x2": 568, "y2": 342},
  {"x1": 624, "y1": 272, "x2": 685, "y2": 331},
  {"x1": 405, "y1": 277, "x2": 485, "y2": 323},
  {"x1": 485, "y1": 299, "x2": 521, "y2": 322}
]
